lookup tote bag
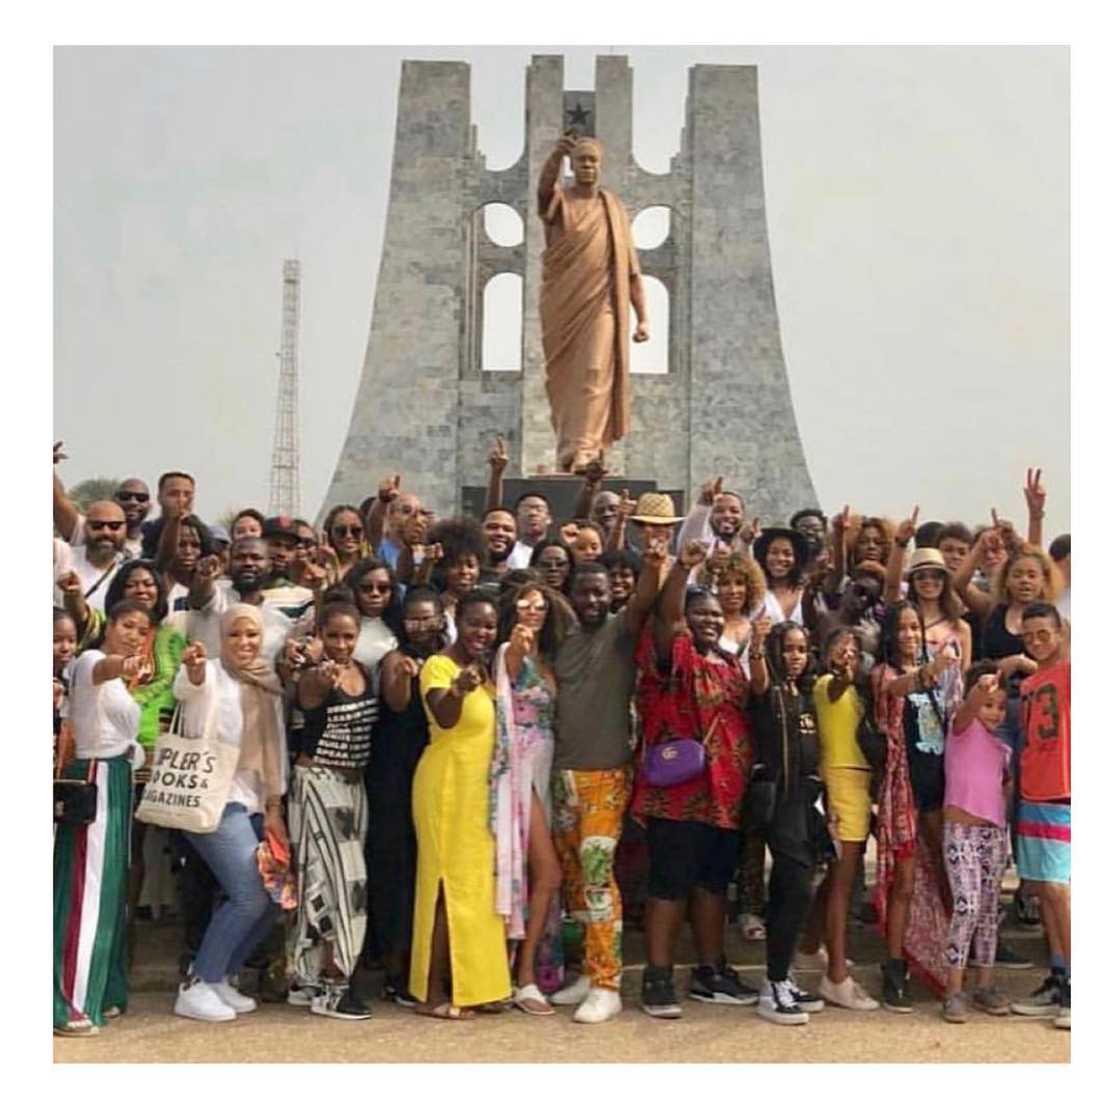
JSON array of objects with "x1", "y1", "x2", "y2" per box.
[{"x1": 135, "y1": 692, "x2": 240, "y2": 834}]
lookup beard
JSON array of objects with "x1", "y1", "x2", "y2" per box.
[
  {"x1": 86, "y1": 538, "x2": 119, "y2": 565},
  {"x1": 233, "y1": 571, "x2": 267, "y2": 594},
  {"x1": 488, "y1": 540, "x2": 513, "y2": 564}
]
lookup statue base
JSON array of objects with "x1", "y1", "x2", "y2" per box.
[{"x1": 462, "y1": 477, "x2": 682, "y2": 524}]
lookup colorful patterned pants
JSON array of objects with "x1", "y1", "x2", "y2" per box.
[
  {"x1": 943, "y1": 821, "x2": 1006, "y2": 969},
  {"x1": 551, "y1": 767, "x2": 631, "y2": 991},
  {"x1": 54, "y1": 756, "x2": 132, "y2": 1030}
]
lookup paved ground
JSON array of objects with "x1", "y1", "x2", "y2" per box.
[{"x1": 55, "y1": 908, "x2": 1069, "y2": 1064}]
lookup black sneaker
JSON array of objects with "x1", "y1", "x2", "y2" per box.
[
  {"x1": 641, "y1": 966, "x2": 682, "y2": 1019},
  {"x1": 689, "y1": 961, "x2": 759, "y2": 1006},
  {"x1": 310, "y1": 983, "x2": 372, "y2": 1021},
  {"x1": 880, "y1": 958, "x2": 913, "y2": 1013},
  {"x1": 381, "y1": 978, "x2": 420, "y2": 1008},
  {"x1": 786, "y1": 973, "x2": 825, "y2": 1013},
  {"x1": 1011, "y1": 973, "x2": 1063, "y2": 1017},
  {"x1": 757, "y1": 979, "x2": 810, "y2": 1026}
]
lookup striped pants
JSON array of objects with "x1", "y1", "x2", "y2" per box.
[
  {"x1": 287, "y1": 765, "x2": 369, "y2": 984},
  {"x1": 54, "y1": 757, "x2": 132, "y2": 1030}
]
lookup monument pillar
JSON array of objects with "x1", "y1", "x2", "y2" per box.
[{"x1": 321, "y1": 54, "x2": 817, "y2": 525}]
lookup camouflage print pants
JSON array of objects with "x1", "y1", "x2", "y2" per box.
[{"x1": 551, "y1": 767, "x2": 632, "y2": 991}]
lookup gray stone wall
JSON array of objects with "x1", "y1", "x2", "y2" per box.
[{"x1": 321, "y1": 55, "x2": 817, "y2": 526}]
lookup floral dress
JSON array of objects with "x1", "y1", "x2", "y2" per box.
[{"x1": 491, "y1": 645, "x2": 564, "y2": 992}]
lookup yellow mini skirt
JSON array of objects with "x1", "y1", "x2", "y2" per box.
[{"x1": 822, "y1": 766, "x2": 872, "y2": 843}]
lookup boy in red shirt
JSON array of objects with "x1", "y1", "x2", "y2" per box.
[{"x1": 1010, "y1": 602, "x2": 1070, "y2": 1030}]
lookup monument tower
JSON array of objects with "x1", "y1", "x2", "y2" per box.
[
  {"x1": 322, "y1": 55, "x2": 816, "y2": 521},
  {"x1": 270, "y1": 258, "x2": 302, "y2": 517}
]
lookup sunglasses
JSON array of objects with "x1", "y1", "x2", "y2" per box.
[
  {"x1": 537, "y1": 558, "x2": 569, "y2": 569},
  {"x1": 911, "y1": 568, "x2": 946, "y2": 581},
  {"x1": 359, "y1": 581, "x2": 394, "y2": 594},
  {"x1": 332, "y1": 525, "x2": 364, "y2": 538},
  {"x1": 295, "y1": 537, "x2": 316, "y2": 549},
  {"x1": 516, "y1": 599, "x2": 548, "y2": 612},
  {"x1": 115, "y1": 491, "x2": 149, "y2": 503},
  {"x1": 89, "y1": 520, "x2": 125, "y2": 531}
]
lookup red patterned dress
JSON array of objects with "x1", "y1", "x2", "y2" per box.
[
  {"x1": 871, "y1": 662, "x2": 950, "y2": 995},
  {"x1": 631, "y1": 628, "x2": 751, "y2": 830}
]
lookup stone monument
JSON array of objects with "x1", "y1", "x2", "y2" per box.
[{"x1": 321, "y1": 54, "x2": 817, "y2": 522}]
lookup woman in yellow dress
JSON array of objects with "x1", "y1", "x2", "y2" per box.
[{"x1": 410, "y1": 590, "x2": 511, "y2": 1018}]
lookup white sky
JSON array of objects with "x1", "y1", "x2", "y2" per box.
[{"x1": 54, "y1": 45, "x2": 1069, "y2": 536}]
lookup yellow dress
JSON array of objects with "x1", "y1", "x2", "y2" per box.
[{"x1": 409, "y1": 654, "x2": 511, "y2": 1006}]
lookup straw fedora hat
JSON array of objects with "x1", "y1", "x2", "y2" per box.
[
  {"x1": 906, "y1": 547, "x2": 948, "y2": 575},
  {"x1": 630, "y1": 492, "x2": 683, "y2": 526}
]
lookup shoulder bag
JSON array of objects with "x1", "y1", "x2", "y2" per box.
[
  {"x1": 642, "y1": 714, "x2": 721, "y2": 788},
  {"x1": 135, "y1": 688, "x2": 241, "y2": 834}
]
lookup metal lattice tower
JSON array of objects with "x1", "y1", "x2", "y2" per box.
[{"x1": 269, "y1": 259, "x2": 301, "y2": 516}]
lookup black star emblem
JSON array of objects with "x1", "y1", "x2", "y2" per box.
[{"x1": 566, "y1": 102, "x2": 590, "y2": 128}]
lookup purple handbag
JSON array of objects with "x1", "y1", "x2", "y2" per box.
[
  {"x1": 641, "y1": 716, "x2": 721, "y2": 788},
  {"x1": 642, "y1": 738, "x2": 705, "y2": 787}
]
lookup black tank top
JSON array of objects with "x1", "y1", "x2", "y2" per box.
[
  {"x1": 301, "y1": 664, "x2": 378, "y2": 769},
  {"x1": 981, "y1": 603, "x2": 1026, "y2": 698}
]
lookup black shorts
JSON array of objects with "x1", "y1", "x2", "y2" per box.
[
  {"x1": 645, "y1": 817, "x2": 739, "y2": 901},
  {"x1": 907, "y1": 745, "x2": 945, "y2": 814}
]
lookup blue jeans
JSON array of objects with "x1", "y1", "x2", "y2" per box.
[{"x1": 185, "y1": 803, "x2": 277, "y2": 983}]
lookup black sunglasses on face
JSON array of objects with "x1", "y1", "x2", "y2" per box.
[
  {"x1": 115, "y1": 491, "x2": 149, "y2": 503},
  {"x1": 332, "y1": 525, "x2": 363, "y2": 538},
  {"x1": 89, "y1": 520, "x2": 125, "y2": 531},
  {"x1": 359, "y1": 581, "x2": 394, "y2": 594}
]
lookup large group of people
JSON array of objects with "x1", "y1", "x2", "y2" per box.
[{"x1": 52, "y1": 442, "x2": 1071, "y2": 1039}]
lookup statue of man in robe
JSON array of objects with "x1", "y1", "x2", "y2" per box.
[{"x1": 537, "y1": 134, "x2": 649, "y2": 474}]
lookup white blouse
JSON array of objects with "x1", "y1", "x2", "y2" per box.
[
  {"x1": 69, "y1": 650, "x2": 142, "y2": 762},
  {"x1": 172, "y1": 660, "x2": 287, "y2": 814}
]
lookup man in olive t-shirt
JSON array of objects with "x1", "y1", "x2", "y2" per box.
[{"x1": 549, "y1": 550, "x2": 661, "y2": 1024}]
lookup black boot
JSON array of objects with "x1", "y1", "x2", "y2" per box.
[{"x1": 881, "y1": 957, "x2": 913, "y2": 1013}]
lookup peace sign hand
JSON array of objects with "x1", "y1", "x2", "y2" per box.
[
  {"x1": 181, "y1": 641, "x2": 207, "y2": 669},
  {"x1": 487, "y1": 437, "x2": 509, "y2": 475},
  {"x1": 53, "y1": 441, "x2": 68, "y2": 465},
  {"x1": 679, "y1": 540, "x2": 710, "y2": 570},
  {"x1": 1024, "y1": 468, "x2": 1046, "y2": 518}
]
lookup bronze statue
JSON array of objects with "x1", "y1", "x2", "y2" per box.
[{"x1": 537, "y1": 135, "x2": 649, "y2": 474}]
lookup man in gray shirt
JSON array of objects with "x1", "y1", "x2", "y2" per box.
[{"x1": 549, "y1": 544, "x2": 663, "y2": 1024}]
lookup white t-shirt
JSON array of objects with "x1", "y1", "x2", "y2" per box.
[
  {"x1": 172, "y1": 659, "x2": 287, "y2": 813},
  {"x1": 354, "y1": 616, "x2": 398, "y2": 676},
  {"x1": 508, "y1": 539, "x2": 536, "y2": 571},
  {"x1": 53, "y1": 540, "x2": 126, "y2": 613},
  {"x1": 187, "y1": 585, "x2": 296, "y2": 666},
  {"x1": 69, "y1": 650, "x2": 141, "y2": 761}
]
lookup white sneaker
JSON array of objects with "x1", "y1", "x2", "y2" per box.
[
  {"x1": 757, "y1": 979, "x2": 810, "y2": 1026},
  {"x1": 550, "y1": 973, "x2": 592, "y2": 1006},
  {"x1": 174, "y1": 977, "x2": 236, "y2": 1022},
  {"x1": 212, "y1": 977, "x2": 258, "y2": 1014},
  {"x1": 572, "y1": 987, "x2": 622, "y2": 1024},
  {"x1": 819, "y1": 974, "x2": 880, "y2": 1012},
  {"x1": 795, "y1": 947, "x2": 854, "y2": 971}
]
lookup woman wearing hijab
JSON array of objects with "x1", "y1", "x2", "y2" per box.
[{"x1": 170, "y1": 604, "x2": 287, "y2": 1023}]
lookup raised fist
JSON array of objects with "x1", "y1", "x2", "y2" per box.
[
  {"x1": 56, "y1": 571, "x2": 82, "y2": 598},
  {"x1": 378, "y1": 474, "x2": 401, "y2": 504},
  {"x1": 181, "y1": 641, "x2": 207, "y2": 669},
  {"x1": 699, "y1": 477, "x2": 723, "y2": 506}
]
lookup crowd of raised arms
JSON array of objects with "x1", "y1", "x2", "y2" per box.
[{"x1": 51, "y1": 439, "x2": 1071, "y2": 1037}]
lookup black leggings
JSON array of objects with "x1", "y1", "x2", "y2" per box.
[{"x1": 765, "y1": 852, "x2": 815, "y2": 982}]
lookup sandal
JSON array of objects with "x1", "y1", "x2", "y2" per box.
[
  {"x1": 413, "y1": 1002, "x2": 475, "y2": 1021},
  {"x1": 513, "y1": 984, "x2": 555, "y2": 1016},
  {"x1": 476, "y1": 999, "x2": 512, "y2": 1014},
  {"x1": 54, "y1": 1017, "x2": 99, "y2": 1037}
]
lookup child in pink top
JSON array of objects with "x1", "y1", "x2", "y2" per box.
[{"x1": 940, "y1": 661, "x2": 1014, "y2": 1023}]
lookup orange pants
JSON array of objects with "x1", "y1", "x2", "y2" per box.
[{"x1": 551, "y1": 767, "x2": 631, "y2": 991}]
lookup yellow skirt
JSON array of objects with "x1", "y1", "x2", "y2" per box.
[{"x1": 822, "y1": 766, "x2": 872, "y2": 843}]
